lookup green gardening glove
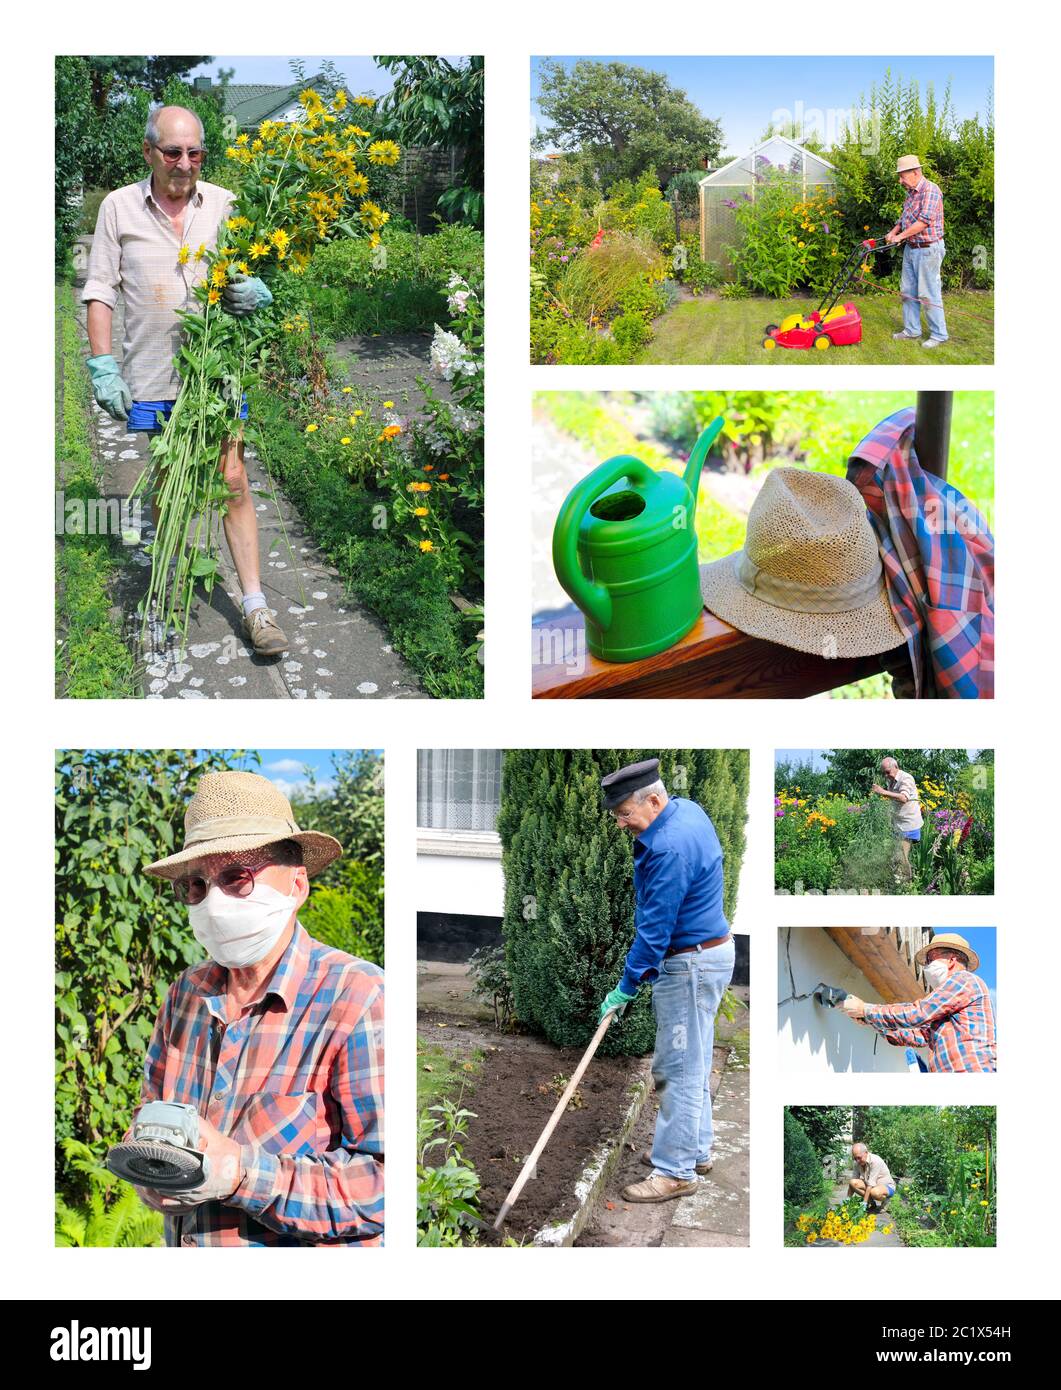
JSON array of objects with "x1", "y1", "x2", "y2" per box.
[
  {"x1": 599, "y1": 985, "x2": 637, "y2": 1023},
  {"x1": 86, "y1": 354, "x2": 132, "y2": 421},
  {"x1": 222, "y1": 271, "x2": 273, "y2": 318}
]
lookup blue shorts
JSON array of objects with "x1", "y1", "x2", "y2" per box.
[
  {"x1": 902, "y1": 829, "x2": 921, "y2": 841},
  {"x1": 885, "y1": 1183, "x2": 896, "y2": 1196},
  {"x1": 129, "y1": 396, "x2": 249, "y2": 433}
]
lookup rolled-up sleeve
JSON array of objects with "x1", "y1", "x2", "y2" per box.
[
  {"x1": 82, "y1": 194, "x2": 122, "y2": 308},
  {"x1": 620, "y1": 850, "x2": 690, "y2": 995},
  {"x1": 227, "y1": 975, "x2": 385, "y2": 1244},
  {"x1": 863, "y1": 974, "x2": 973, "y2": 1033}
]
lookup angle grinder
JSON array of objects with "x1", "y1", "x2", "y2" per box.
[{"x1": 106, "y1": 1101, "x2": 209, "y2": 1192}]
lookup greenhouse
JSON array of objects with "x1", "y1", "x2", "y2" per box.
[{"x1": 699, "y1": 135, "x2": 837, "y2": 274}]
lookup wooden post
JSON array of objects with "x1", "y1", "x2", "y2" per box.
[{"x1": 914, "y1": 391, "x2": 952, "y2": 480}]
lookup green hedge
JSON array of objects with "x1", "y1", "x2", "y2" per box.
[
  {"x1": 497, "y1": 749, "x2": 748, "y2": 1056},
  {"x1": 302, "y1": 223, "x2": 484, "y2": 336},
  {"x1": 784, "y1": 1109, "x2": 823, "y2": 1206}
]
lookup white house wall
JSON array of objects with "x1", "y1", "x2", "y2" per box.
[
  {"x1": 778, "y1": 928, "x2": 918, "y2": 1074},
  {"x1": 417, "y1": 851, "x2": 504, "y2": 918}
]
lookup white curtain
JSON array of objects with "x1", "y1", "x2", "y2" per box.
[{"x1": 417, "y1": 749, "x2": 502, "y2": 831}]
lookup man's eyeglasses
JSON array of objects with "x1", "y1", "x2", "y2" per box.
[
  {"x1": 174, "y1": 862, "x2": 273, "y2": 905},
  {"x1": 154, "y1": 145, "x2": 206, "y2": 166}
]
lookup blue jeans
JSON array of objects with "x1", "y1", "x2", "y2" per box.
[
  {"x1": 901, "y1": 241, "x2": 948, "y2": 341},
  {"x1": 649, "y1": 937, "x2": 735, "y2": 1181}
]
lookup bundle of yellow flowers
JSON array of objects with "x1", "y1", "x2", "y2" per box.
[{"x1": 132, "y1": 87, "x2": 400, "y2": 648}]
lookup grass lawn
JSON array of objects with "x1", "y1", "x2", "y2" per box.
[
  {"x1": 417, "y1": 1037, "x2": 482, "y2": 1111},
  {"x1": 637, "y1": 291, "x2": 993, "y2": 365}
]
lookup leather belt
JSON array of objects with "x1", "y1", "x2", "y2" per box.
[{"x1": 665, "y1": 934, "x2": 731, "y2": 957}]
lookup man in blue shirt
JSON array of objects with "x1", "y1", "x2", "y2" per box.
[{"x1": 597, "y1": 759, "x2": 734, "y2": 1203}]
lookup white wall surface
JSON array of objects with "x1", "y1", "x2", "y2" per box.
[
  {"x1": 778, "y1": 927, "x2": 919, "y2": 1074},
  {"x1": 416, "y1": 850, "x2": 504, "y2": 918}
]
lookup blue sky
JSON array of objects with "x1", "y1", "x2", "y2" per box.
[
  {"x1": 955, "y1": 928, "x2": 996, "y2": 992},
  {"x1": 531, "y1": 56, "x2": 993, "y2": 153},
  {"x1": 186, "y1": 56, "x2": 466, "y2": 98}
]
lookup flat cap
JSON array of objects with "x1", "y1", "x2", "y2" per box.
[{"x1": 601, "y1": 757, "x2": 661, "y2": 809}]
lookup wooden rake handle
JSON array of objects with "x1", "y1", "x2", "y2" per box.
[{"x1": 493, "y1": 1009, "x2": 616, "y2": 1230}]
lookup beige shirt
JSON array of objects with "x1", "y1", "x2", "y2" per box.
[
  {"x1": 856, "y1": 1151, "x2": 894, "y2": 1190},
  {"x1": 82, "y1": 177, "x2": 235, "y2": 400},
  {"x1": 886, "y1": 769, "x2": 923, "y2": 832}
]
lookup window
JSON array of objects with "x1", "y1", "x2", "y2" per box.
[{"x1": 417, "y1": 749, "x2": 502, "y2": 832}]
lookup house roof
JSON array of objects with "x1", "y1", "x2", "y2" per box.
[
  {"x1": 825, "y1": 927, "x2": 929, "y2": 1002},
  {"x1": 219, "y1": 76, "x2": 341, "y2": 129},
  {"x1": 699, "y1": 135, "x2": 836, "y2": 186}
]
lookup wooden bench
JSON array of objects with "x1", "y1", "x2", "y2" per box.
[
  {"x1": 532, "y1": 392, "x2": 949, "y2": 700},
  {"x1": 532, "y1": 607, "x2": 910, "y2": 699}
]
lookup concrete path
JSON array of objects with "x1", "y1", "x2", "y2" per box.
[
  {"x1": 575, "y1": 1000, "x2": 750, "y2": 1248},
  {"x1": 73, "y1": 271, "x2": 422, "y2": 699},
  {"x1": 814, "y1": 1180, "x2": 904, "y2": 1248}
]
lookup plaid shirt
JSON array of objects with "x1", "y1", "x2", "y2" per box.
[
  {"x1": 139, "y1": 922, "x2": 384, "y2": 1246},
  {"x1": 901, "y1": 176, "x2": 944, "y2": 245},
  {"x1": 863, "y1": 971, "x2": 995, "y2": 1072},
  {"x1": 848, "y1": 409, "x2": 994, "y2": 699}
]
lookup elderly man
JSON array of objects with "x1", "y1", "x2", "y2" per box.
[
  {"x1": 130, "y1": 770, "x2": 384, "y2": 1246},
  {"x1": 848, "y1": 1142, "x2": 895, "y2": 1214},
  {"x1": 871, "y1": 755, "x2": 923, "y2": 882},
  {"x1": 82, "y1": 105, "x2": 287, "y2": 656},
  {"x1": 886, "y1": 154, "x2": 948, "y2": 348},
  {"x1": 842, "y1": 933, "x2": 995, "y2": 1072},
  {"x1": 597, "y1": 759, "x2": 734, "y2": 1204}
]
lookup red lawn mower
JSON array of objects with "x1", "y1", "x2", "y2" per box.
[{"x1": 762, "y1": 237, "x2": 897, "y2": 351}]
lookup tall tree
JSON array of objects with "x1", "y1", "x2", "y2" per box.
[
  {"x1": 535, "y1": 59, "x2": 724, "y2": 190},
  {"x1": 85, "y1": 57, "x2": 214, "y2": 113},
  {"x1": 375, "y1": 55, "x2": 484, "y2": 226}
]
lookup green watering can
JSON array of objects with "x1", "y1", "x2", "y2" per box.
[{"x1": 552, "y1": 417, "x2": 725, "y2": 663}]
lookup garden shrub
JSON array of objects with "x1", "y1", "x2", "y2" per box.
[
  {"x1": 784, "y1": 1110, "x2": 823, "y2": 1206},
  {"x1": 788, "y1": 1106, "x2": 850, "y2": 1165},
  {"x1": 611, "y1": 311, "x2": 652, "y2": 352},
  {"x1": 835, "y1": 795, "x2": 898, "y2": 892},
  {"x1": 55, "y1": 749, "x2": 242, "y2": 1190},
  {"x1": 679, "y1": 244, "x2": 725, "y2": 294},
  {"x1": 299, "y1": 864, "x2": 383, "y2": 965},
  {"x1": 498, "y1": 749, "x2": 748, "y2": 1056},
  {"x1": 775, "y1": 840, "x2": 835, "y2": 894},
  {"x1": 730, "y1": 172, "x2": 846, "y2": 297},
  {"x1": 557, "y1": 232, "x2": 664, "y2": 322}
]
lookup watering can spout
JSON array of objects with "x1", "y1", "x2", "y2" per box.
[{"x1": 683, "y1": 416, "x2": 726, "y2": 509}]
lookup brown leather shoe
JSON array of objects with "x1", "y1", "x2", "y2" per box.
[
  {"x1": 622, "y1": 1174, "x2": 698, "y2": 1203},
  {"x1": 242, "y1": 607, "x2": 288, "y2": 656},
  {"x1": 641, "y1": 1149, "x2": 713, "y2": 1175}
]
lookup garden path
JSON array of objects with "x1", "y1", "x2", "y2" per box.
[
  {"x1": 76, "y1": 292, "x2": 423, "y2": 699},
  {"x1": 815, "y1": 1178, "x2": 904, "y2": 1248},
  {"x1": 331, "y1": 331, "x2": 452, "y2": 423},
  {"x1": 575, "y1": 991, "x2": 750, "y2": 1248}
]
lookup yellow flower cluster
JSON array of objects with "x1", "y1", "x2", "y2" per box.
[
  {"x1": 805, "y1": 810, "x2": 837, "y2": 834},
  {"x1": 797, "y1": 1206, "x2": 878, "y2": 1246}
]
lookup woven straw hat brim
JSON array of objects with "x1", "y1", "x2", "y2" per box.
[
  {"x1": 700, "y1": 551, "x2": 905, "y2": 659},
  {"x1": 145, "y1": 830, "x2": 342, "y2": 880},
  {"x1": 914, "y1": 934, "x2": 980, "y2": 973}
]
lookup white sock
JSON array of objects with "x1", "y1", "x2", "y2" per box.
[{"x1": 242, "y1": 591, "x2": 267, "y2": 616}]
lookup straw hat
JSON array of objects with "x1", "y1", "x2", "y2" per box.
[
  {"x1": 915, "y1": 932, "x2": 979, "y2": 972},
  {"x1": 896, "y1": 154, "x2": 922, "y2": 173},
  {"x1": 145, "y1": 771, "x2": 343, "y2": 880},
  {"x1": 700, "y1": 469, "x2": 904, "y2": 658}
]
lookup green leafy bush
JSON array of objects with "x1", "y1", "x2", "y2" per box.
[
  {"x1": 298, "y1": 865, "x2": 383, "y2": 966},
  {"x1": 784, "y1": 1110, "x2": 823, "y2": 1206},
  {"x1": 611, "y1": 311, "x2": 652, "y2": 352},
  {"x1": 55, "y1": 749, "x2": 249, "y2": 1196},
  {"x1": 557, "y1": 232, "x2": 665, "y2": 323},
  {"x1": 498, "y1": 749, "x2": 748, "y2": 1056},
  {"x1": 729, "y1": 172, "x2": 846, "y2": 297}
]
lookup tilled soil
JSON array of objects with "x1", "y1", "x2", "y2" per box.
[{"x1": 420, "y1": 1009, "x2": 644, "y2": 1244}]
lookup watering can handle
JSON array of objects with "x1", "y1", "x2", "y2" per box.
[{"x1": 552, "y1": 454, "x2": 656, "y2": 632}]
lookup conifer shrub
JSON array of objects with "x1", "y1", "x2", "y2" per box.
[
  {"x1": 497, "y1": 749, "x2": 748, "y2": 1056},
  {"x1": 784, "y1": 1109, "x2": 823, "y2": 1206}
]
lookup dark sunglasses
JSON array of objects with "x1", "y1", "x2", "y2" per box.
[
  {"x1": 155, "y1": 145, "x2": 206, "y2": 165},
  {"x1": 174, "y1": 862, "x2": 275, "y2": 905}
]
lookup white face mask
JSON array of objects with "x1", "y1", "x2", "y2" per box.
[
  {"x1": 188, "y1": 872, "x2": 299, "y2": 968},
  {"x1": 923, "y1": 959, "x2": 953, "y2": 990}
]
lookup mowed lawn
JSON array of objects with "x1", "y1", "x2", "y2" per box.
[{"x1": 636, "y1": 291, "x2": 994, "y2": 365}]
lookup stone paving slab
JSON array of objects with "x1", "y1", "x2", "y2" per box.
[{"x1": 75, "y1": 284, "x2": 423, "y2": 700}]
